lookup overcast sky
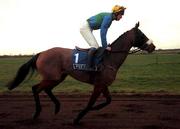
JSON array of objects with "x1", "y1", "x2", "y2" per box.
[{"x1": 0, "y1": 0, "x2": 180, "y2": 55}]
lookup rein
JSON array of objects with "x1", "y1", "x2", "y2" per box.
[
  {"x1": 110, "y1": 48, "x2": 141, "y2": 54},
  {"x1": 128, "y1": 48, "x2": 141, "y2": 54},
  {"x1": 110, "y1": 50, "x2": 129, "y2": 54}
]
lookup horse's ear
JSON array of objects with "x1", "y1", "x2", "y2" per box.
[{"x1": 135, "y1": 22, "x2": 140, "y2": 29}]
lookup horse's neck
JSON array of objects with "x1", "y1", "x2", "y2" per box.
[{"x1": 106, "y1": 30, "x2": 134, "y2": 69}]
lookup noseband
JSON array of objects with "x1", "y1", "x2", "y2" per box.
[{"x1": 139, "y1": 39, "x2": 153, "y2": 50}]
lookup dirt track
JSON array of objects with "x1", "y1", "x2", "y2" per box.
[{"x1": 0, "y1": 93, "x2": 180, "y2": 129}]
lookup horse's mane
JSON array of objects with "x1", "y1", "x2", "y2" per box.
[{"x1": 110, "y1": 29, "x2": 132, "y2": 47}]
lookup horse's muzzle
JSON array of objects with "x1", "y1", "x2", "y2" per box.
[{"x1": 146, "y1": 43, "x2": 156, "y2": 53}]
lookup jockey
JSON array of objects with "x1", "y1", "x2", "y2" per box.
[{"x1": 80, "y1": 5, "x2": 126, "y2": 70}]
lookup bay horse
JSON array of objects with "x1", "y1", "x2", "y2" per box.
[{"x1": 6, "y1": 22, "x2": 155, "y2": 124}]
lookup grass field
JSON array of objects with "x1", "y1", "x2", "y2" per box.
[{"x1": 0, "y1": 53, "x2": 180, "y2": 94}]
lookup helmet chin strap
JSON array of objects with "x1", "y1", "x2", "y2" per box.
[{"x1": 112, "y1": 13, "x2": 117, "y2": 20}]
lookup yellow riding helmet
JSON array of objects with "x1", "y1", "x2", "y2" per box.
[{"x1": 112, "y1": 5, "x2": 126, "y2": 13}]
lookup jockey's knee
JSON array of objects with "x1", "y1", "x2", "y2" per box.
[{"x1": 88, "y1": 47, "x2": 96, "y2": 55}]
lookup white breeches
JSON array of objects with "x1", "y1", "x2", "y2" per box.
[{"x1": 80, "y1": 21, "x2": 99, "y2": 48}]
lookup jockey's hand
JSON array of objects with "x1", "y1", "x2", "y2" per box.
[{"x1": 106, "y1": 47, "x2": 111, "y2": 51}]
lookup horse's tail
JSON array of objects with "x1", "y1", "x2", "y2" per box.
[{"x1": 7, "y1": 53, "x2": 40, "y2": 90}]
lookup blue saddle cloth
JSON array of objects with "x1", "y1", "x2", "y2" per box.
[{"x1": 72, "y1": 48, "x2": 103, "y2": 71}]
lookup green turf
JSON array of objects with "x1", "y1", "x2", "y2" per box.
[
  {"x1": 0, "y1": 53, "x2": 180, "y2": 94},
  {"x1": 111, "y1": 54, "x2": 180, "y2": 93}
]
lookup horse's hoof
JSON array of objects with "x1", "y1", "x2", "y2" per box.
[
  {"x1": 32, "y1": 111, "x2": 40, "y2": 119},
  {"x1": 73, "y1": 119, "x2": 80, "y2": 126},
  {"x1": 55, "y1": 109, "x2": 59, "y2": 115},
  {"x1": 54, "y1": 103, "x2": 60, "y2": 114}
]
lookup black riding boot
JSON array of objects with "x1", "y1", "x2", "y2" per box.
[{"x1": 87, "y1": 48, "x2": 96, "y2": 70}]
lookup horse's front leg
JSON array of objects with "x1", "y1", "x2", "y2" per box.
[
  {"x1": 91, "y1": 87, "x2": 111, "y2": 110},
  {"x1": 73, "y1": 86, "x2": 102, "y2": 125}
]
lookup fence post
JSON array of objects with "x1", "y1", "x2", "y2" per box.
[{"x1": 155, "y1": 54, "x2": 158, "y2": 64}]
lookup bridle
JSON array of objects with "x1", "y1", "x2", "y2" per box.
[{"x1": 109, "y1": 28, "x2": 148, "y2": 54}]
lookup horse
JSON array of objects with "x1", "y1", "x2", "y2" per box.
[{"x1": 6, "y1": 22, "x2": 155, "y2": 124}]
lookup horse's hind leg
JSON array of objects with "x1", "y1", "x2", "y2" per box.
[
  {"x1": 32, "y1": 80, "x2": 61, "y2": 119},
  {"x1": 44, "y1": 74, "x2": 67, "y2": 114},
  {"x1": 32, "y1": 83, "x2": 43, "y2": 119},
  {"x1": 45, "y1": 89, "x2": 60, "y2": 114}
]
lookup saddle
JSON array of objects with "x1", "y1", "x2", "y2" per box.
[
  {"x1": 75, "y1": 46, "x2": 90, "y2": 52},
  {"x1": 72, "y1": 47, "x2": 105, "y2": 72}
]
